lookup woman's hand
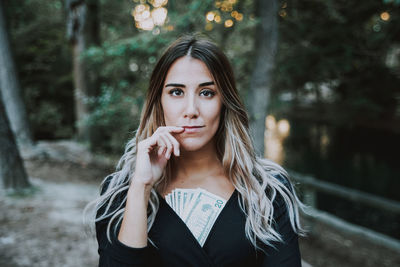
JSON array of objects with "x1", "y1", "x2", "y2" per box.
[
  {"x1": 119, "y1": 126, "x2": 183, "y2": 247},
  {"x1": 133, "y1": 126, "x2": 184, "y2": 187}
]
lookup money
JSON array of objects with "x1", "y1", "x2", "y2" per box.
[{"x1": 164, "y1": 188, "x2": 227, "y2": 246}]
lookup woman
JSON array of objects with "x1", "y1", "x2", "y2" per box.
[{"x1": 90, "y1": 34, "x2": 305, "y2": 266}]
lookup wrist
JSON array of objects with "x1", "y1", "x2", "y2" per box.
[
  {"x1": 131, "y1": 178, "x2": 152, "y2": 191},
  {"x1": 128, "y1": 180, "x2": 152, "y2": 203}
]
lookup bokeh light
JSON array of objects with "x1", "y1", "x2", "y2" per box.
[
  {"x1": 152, "y1": 7, "x2": 168, "y2": 25},
  {"x1": 132, "y1": 1, "x2": 168, "y2": 31},
  {"x1": 266, "y1": 115, "x2": 276, "y2": 130},
  {"x1": 224, "y1": 19, "x2": 234, "y2": 27},
  {"x1": 206, "y1": 11, "x2": 216, "y2": 22},
  {"x1": 264, "y1": 115, "x2": 291, "y2": 164},
  {"x1": 277, "y1": 119, "x2": 290, "y2": 138},
  {"x1": 380, "y1": 12, "x2": 390, "y2": 21},
  {"x1": 279, "y1": 10, "x2": 287, "y2": 18},
  {"x1": 149, "y1": 0, "x2": 168, "y2": 8},
  {"x1": 206, "y1": 0, "x2": 242, "y2": 29}
]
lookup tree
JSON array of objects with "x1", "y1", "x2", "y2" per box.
[
  {"x1": 0, "y1": 94, "x2": 30, "y2": 190},
  {"x1": 0, "y1": 0, "x2": 33, "y2": 147},
  {"x1": 246, "y1": 0, "x2": 278, "y2": 155},
  {"x1": 66, "y1": 0, "x2": 90, "y2": 142},
  {"x1": 66, "y1": 0, "x2": 105, "y2": 147}
]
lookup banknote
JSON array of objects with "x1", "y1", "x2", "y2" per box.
[
  {"x1": 181, "y1": 190, "x2": 200, "y2": 219},
  {"x1": 182, "y1": 189, "x2": 197, "y2": 215},
  {"x1": 183, "y1": 189, "x2": 226, "y2": 246},
  {"x1": 164, "y1": 188, "x2": 227, "y2": 246},
  {"x1": 165, "y1": 193, "x2": 171, "y2": 206},
  {"x1": 177, "y1": 191, "x2": 180, "y2": 216}
]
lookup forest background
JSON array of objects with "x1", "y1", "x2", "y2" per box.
[
  {"x1": 2, "y1": 0, "x2": 400, "y2": 240},
  {"x1": 4, "y1": 0, "x2": 398, "y2": 153},
  {"x1": 0, "y1": 0, "x2": 400, "y2": 266}
]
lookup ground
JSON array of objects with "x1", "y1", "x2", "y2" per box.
[{"x1": 0, "y1": 141, "x2": 399, "y2": 266}]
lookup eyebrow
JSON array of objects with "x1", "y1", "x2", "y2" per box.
[{"x1": 165, "y1": 81, "x2": 215, "y2": 88}]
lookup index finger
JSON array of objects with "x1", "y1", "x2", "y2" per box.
[{"x1": 165, "y1": 126, "x2": 185, "y2": 133}]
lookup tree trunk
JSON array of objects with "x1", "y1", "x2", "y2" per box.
[
  {"x1": 66, "y1": 0, "x2": 90, "y2": 142},
  {"x1": 85, "y1": 0, "x2": 100, "y2": 46},
  {"x1": 246, "y1": 0, "x2": 278, "y2": 156},
  {"x1": 0, "y1": 0, "x2": 33, "y2": 147},
  {"x1": 73, "y1": 34, "x2": 90, "y2": 142},
  {"x1": 66, "y1": 0, "x2": 101, "y2": 146},
  {"x1": 85, "y1": 0, "x2": 104, "y2": 151},
  {"x1": 0, "y1": 95, "x2": 30, "y2": 190}
]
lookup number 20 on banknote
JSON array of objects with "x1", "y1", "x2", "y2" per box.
[{"x1": 215, "y1": 199, "x2": 224, "y2": 208}]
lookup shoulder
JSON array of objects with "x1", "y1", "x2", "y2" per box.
[
  {"x1": 255, "y1": 157, "x2": 293, "y2": 190},
  {"x1": 269, "y1": 171, "x2": 293, "y2": 193},
  {"x1": 260, "y1": 167, "x2": 297, "y2": 215}
]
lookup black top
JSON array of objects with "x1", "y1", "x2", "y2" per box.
[{"x1": 96, "y1": 177, "x2": 301, "y2": 267}]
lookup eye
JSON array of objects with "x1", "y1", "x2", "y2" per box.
[
  {"x1": 200, "y1": 89, "x2": 216, "y2": 97},
  {"x1": 168, "y1": 88, "x2": 183, "y2": 96}
]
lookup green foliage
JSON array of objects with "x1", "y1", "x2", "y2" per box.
[
  {"x1": 273, "y1": 0, "x2": 400, "y2": 123},
  {"x1": 82, "y1": 34, "x2": 173, "y2": 152},
  {"x1": 7, "y1": 0, "x2": 74, "y2": 140},
  {"x1": 7, "y1": 0, "x2": 399, "y2": 154},
  {"x1": 6, "y1": 0, "x2": 258, "y2": 153},
  {"x1": 383, "y1": 0, "x2": 400, "y2": 5}
]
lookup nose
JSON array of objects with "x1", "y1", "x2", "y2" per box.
[{"x1": 183, "y1": 92, "x2": 199, "y2": 119}]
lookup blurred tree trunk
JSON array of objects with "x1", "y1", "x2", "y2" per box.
[
  {"x1": 246, "y1": 0, "x2": 278, "y2": 156},
  {"x1": 85, "y1": 0, "x2": 100, "y2": 46},
  {"x1": 85, "y1": 0, "x2": 100, "y2": 97},
  {"x1": 66, "y1": 0, "x2": 89, "y2": 142},
  {"x1": 85, "y1": 0, "x2": 104, "y2": 151},
  {"x1": 0, "y1": 95, "x2": 30, "y2": 190},
  {"x1": 66, "y1": 0, "x2": 101, "y2": 147},
  {"x1": 0, "y1": 0, "x2": 33, "y2": 147}
]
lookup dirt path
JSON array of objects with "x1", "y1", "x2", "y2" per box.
[{"x1": 0, "y1": 178, "x2": 99, "y2": 267}]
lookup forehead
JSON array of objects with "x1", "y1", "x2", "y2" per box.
[{"x1": 164, "y1": 56, "x2": 214, "y2": 85}]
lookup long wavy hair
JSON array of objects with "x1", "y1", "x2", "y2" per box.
[{"x1": 85, "y1": 33, "x2": 305, "y2": 250}]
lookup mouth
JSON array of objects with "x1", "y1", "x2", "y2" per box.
[
  {"x1": 180, "y1": 125, "x2": 205, "y2": 133},
  {"x1": 182, "y1": 126, "x2": 205, "y2": 129}
]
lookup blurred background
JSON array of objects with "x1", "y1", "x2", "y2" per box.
[{"x1": 0, "y1": 0, "x2": 399, "y2": 266}]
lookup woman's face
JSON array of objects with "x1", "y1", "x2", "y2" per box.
[{"x1": 161, "y1": 56, "x2": 223, "y2": 152}]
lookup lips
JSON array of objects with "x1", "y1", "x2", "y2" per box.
[
  {"x1": 181, "y1": 125, "x2": 204, "y2": 133},
  {"x1": 182, "y1": 126, "x2": 204, "y2": 128}
]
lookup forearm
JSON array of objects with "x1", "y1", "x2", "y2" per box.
[{"x1": 118, "y1": 181, "x2": 152, "y2": 248}]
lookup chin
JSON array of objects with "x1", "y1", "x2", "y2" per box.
[{"x1": 179, "y1": 138, "x2": 209, "y2": 152}]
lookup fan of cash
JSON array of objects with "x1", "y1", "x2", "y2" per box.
[{"x1": 164, "y1": 188, "x2": 227, "y2": 246}]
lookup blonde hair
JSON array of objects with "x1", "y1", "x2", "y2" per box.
[{"x1": 85, "y1": 33, "x2": 306, "y2": 250}]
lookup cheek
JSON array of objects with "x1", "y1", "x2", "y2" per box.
[
  {"x1": 209, "y1": 101, "x2": 222, "y2": 121},
  {"x1": 161, "y1": 98, "x2": 177, "y2": 125},
  {"x1": 205, "y1": 102, "x2": 222, "y2": 131}
]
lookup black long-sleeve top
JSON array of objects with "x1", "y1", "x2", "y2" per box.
[{"x1": 96, "y1": 176, "x2": 301, "y2": 267}]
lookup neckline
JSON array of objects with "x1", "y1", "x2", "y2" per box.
[
  {"x1": 156, "y1": 188, "x2": 237, "y2": 203},
  {"x1": 156, "y1": 188, "x2": 238, "y2": 250}
]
